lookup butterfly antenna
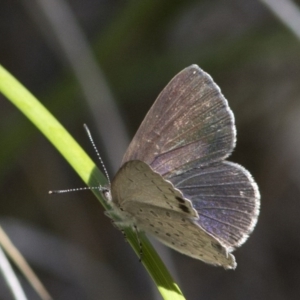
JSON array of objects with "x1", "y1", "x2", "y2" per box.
[
  {"x1": 49, "y1": 186, "x2": 101, "y2": 194},
  {"x1": 83, "y1": 124, "x2": 111, "y2": 185}
]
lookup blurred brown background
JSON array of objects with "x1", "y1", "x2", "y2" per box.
[{"x1": 0, "y1": 0, "x2": 299, "y2": 299}]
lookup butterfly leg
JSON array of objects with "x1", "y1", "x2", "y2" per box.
[
  {"x1": 108, "y1": 218, "x2": 128, "y2": 242},
  {"x1": 121, "y1": 228, "x2": 127, "y2": 242},
  {"x1": 105, "y1": 215, "x2": 143, "y2": 260},
  {"x1": 133, "y1": 224, "x2": 143, "y2": 262}
]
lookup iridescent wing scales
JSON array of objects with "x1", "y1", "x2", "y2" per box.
[
  {"x1": 167, "y1": 161, "x2": 260, "y2": 249},
  {"x1": 122, "y1": 65, "x2": 236, "y2": 177}
]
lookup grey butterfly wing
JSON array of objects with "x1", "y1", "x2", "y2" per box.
[
  {"x1": 111, "y1": 160, "x2": 198, "y2": 218},
  {"x1": 167, "y1": 161, "x2": 260, "y2": 249},
  {"x1": 111, "y1": 160, "x2": 236, "y2": 269},
  {"x1": 111, "y1": 65, "x2": 260, "y2": 268},
  {"x1": 122, "y1": 64, "x2": 235, "y2": 177},
  {"x1": 131, "y1": 202, "x2": 236, "y2": 269}
]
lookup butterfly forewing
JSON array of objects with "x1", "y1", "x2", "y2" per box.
[
  {"x1": 122, "y1": 65, "x2": 236, "y2": 177},
  {"x1": 111, "y1": 160, "x2": 198, "y2": 219}
]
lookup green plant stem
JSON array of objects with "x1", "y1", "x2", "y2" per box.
[{"x1": 0, "y1": 64, "x2": 185, "y2": 300}]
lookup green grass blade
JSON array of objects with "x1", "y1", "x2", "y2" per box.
[{"x1": 0, "y1": 64, "x2": 186, "y2": 300}]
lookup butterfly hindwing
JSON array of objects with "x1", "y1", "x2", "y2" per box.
[
  {"x1": 129, "y1": 203, "x2": 236, "y2": 269},
  {"x1": 167, "y1": 161, "x2": 260, "y2": 249}
]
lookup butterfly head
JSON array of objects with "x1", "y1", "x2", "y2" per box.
[{"x1": 99, "y1": 186, "x2": 112, "y2": 202}]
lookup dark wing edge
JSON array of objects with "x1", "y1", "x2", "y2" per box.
[{"x1": 225, "y1": 161, "x2": 260, "y2": 248}]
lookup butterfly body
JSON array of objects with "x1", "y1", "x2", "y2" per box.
[{"x1": 103, "y1": 65, "x2": 260, "y2": 269}]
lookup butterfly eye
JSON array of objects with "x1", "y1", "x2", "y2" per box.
[{"x1": 100, "y1": 187, "x2": 112, "y2": 202}]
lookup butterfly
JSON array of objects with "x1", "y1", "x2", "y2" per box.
[
  {"x1": 101, "y1": 65, "x2": 261, "y2": 269},
  {"x1": 100, "y1": 65, "x2": 260, "y2": 269}
]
